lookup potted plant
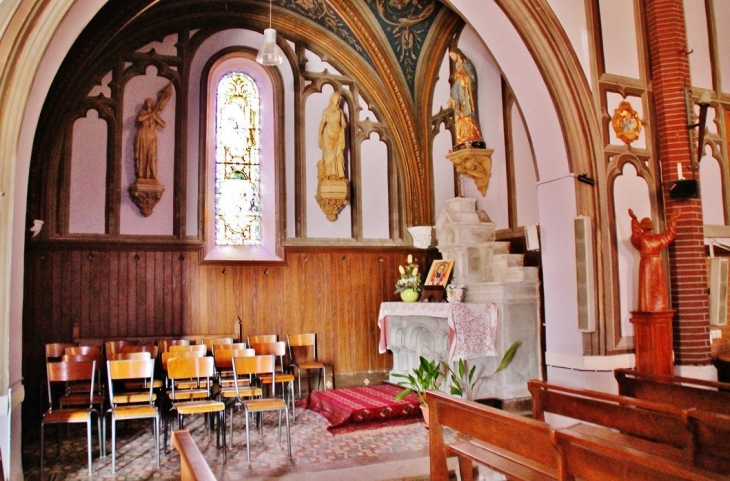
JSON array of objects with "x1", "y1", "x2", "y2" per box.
[
  {"x1": 392, "y1": 355, "x2": 444, "y2": 426},
  {"x1": 447, "y1": 341, "x2": 522, "y2": 400},
  {"x1": 394, "y1": 254, "x2": 422, "y2": 302}
]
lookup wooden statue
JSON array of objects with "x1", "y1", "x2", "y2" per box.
[{"x1": 628, "y1": 208, "x2": 680, "y2": 312}]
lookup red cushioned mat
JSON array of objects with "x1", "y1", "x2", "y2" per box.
[{"x1": 306, "y1": 383, "x2": 423, "y2": 434}]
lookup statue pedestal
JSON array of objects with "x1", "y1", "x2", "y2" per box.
[
  {"x1": 630, "y1": 310, "x2": 675, "y2": 376},
  {"x1": 446, "y1": 148, "x2": 493, "y2": 196},
  {"x1": 128, "y1": 179, "x2": 164, "y2": 217},
  {"x1": 316, "y1": 178, "x2": 349, "y2": 221}
]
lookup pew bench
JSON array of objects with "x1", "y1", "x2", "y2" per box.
[
  {"x1": 426, "y1": 390, "x2": 558, "y2": 481},
  {"x1": 553, "y1": 426, "x2": 725, "y2": 480},
  {"x1": 528, "y1": 378, "x2": 693, "y2": 461},
  {"x1": 615, "y1": 368, "x2": 730, "y2": 415},
  {"x1": 172, "y1": 430, "x2": 216, "y2": 481}
]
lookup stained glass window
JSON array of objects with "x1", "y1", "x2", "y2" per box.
[{"x1": 215, "y1": 72, "x2": 261, "y2": 245}]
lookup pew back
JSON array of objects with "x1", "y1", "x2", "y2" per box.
[
  {"x1": 426, "y1": 390, "x2": 558, "y2": 481},
  {"x1": 615, "y1": 368, "x2": 730, "y2": 416},
  {"x1": 554, "y1": 428, "x2": 725, "y2": 480},
  {"x1": 686, "y1": 409, "x2": 730, "y2": 474},
  {"x1": 171, "y1": 430, "x2": 216, "y2": 481},
  {"x1": 528, "y1": 379, "x2": 691, "y2": 450}
]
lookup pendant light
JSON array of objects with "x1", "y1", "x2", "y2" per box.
[{"x1": 256, "y1": 0, "x2": 284, "y2": 66}]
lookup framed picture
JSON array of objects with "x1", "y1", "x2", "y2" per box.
[{"x1": 425, "y1": 260, "x2": 454, "y2": 287}]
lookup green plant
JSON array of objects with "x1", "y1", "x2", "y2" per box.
[
  {"x1": 447, "y1": 341, "x2": 521, "y2": 400},
  {"x1": 392, "y1": 355, "x2": 444, "y2": 406},
  {"x1": 394, "y1": 254, "x2": 422, "y2": 293}
]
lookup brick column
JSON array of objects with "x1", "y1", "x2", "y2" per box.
[{"x1": 645, "y1": 0, "x2": 710, "y2": 364}]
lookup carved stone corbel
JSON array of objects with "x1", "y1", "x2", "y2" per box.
[
  {"x1": 129, "y1": 179, "x2": 165, "y2": 217},
  {"x1": 446, "y1": 147, "x2": 494, "y2": 196}
]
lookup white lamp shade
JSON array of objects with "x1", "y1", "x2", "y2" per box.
[{"x1": 256, "y1": 28, "x2": 284, "y2": 66}]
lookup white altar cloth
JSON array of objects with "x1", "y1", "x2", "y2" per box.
[{"x1": 378, "y1": 302, "x2": 497, "y2": 361}]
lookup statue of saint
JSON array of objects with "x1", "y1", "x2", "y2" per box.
[
  {"x1": 134, "y1": 83, "x2": 173, "y2": 181},
  {"x1": 449, "y1": 48, "x2": 484, "y2": 148},
  {"x1": 317, "y1": 91, "x2": 347, "y2": 180},
  {"x1": 629, "y1": 209, "x2": 681, "y2": 312}
]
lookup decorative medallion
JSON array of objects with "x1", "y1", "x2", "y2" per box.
[{"x1": 612, "y1": 100, "x2": 642, "y2": 144}]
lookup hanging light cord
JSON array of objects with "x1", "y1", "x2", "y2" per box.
[{"x1": 269, "y1": 0, "x2": 273, "y2": 29}]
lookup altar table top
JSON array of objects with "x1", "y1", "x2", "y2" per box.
[{"x1": 378, "y1": 301, "x2": 497, "y2": 361}]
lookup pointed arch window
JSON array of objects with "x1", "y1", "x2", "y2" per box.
[{"x1": 215, "y1": 72, "x2": 261, "y2": 246}]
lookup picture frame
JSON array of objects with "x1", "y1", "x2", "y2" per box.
[{"x1": 425, "y1": 260, "x2": 454, "y2": 287}]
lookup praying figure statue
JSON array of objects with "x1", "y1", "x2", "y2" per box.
[
  {"x1": 317, "y1": 91, "x2": 347, "y2": 180},
  {"x1": 629, "y1": 208, "x2": 681, "y2": 312},
  {"x1": 134, "y1": 83, "x2": 173, "y2": 181},
  {"x1": 449, "y1": 48, "x2": 484, "y2": 148}
]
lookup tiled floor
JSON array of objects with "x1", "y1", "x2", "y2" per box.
[{"x1": 24, "y1": 406, "x2": 465, "y2": 480}]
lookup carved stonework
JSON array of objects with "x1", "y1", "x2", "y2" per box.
[
  {"x1": 316, "y1": 178, "x2": 349, "y2": 222},
  {"x1": 129, "y1": 179, "x2": 164, "y2": 217},
  {"x1": 446, "y1": 147, "x2": 494, "y2": 196}
]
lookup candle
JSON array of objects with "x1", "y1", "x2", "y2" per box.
[{"x1": 677, "y1": 162, "x2": 683, "y2": 180}]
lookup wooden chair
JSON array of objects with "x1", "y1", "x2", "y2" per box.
[
  {"x1": 231, "y1": 355, "x2": 291, "y2": 463},
  {"x1": 65, "y1": 345, "x2": 102, "y2": 357},
  {"x1": 287, "y1": 333, "x2": 329, "y2": 399},
  {"x1": 203, "y1": 337, "x2": 233, "y2": 355},
  {"x1": 107, "y1": 351, "x2": 152, "y2": 361},
  {"x1": 166, "y1": 356, "x2": 226, "y2": 462},
  {"x1": 158, "y1": 339, "x2": 191, "y2": 355},
  {"x1": 41, "y1": 360, "x2": 102, "y2": 476},
  {"x1": 104, "y1": 340, "x2": 138, "y2": 357},
  {"x1": 105, "y1": 358, "x2": 160, "y2": 473},
  {"x1": 169, "y1": 344, "x2": 207, "y2": 355},
  {"x1": 121, "y1": 344, "x2": 159, "y2": 358},
  {"x1": 57, "y1": 353, "x2": 105, "y2": 410},
  {"x1": 247, "y1": 334, "x2": 277, "y2": 346},
  {"x1": 214, "y1": 347, "x2": 255, "y2": 388},
  {"x1": 45, "y1": 343, "x2": 77, "y2": 361},
  {"x1": 249, "y1": 341, "x2": 296, "y2": 419}
]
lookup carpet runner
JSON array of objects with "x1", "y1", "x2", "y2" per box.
[{"x1": 305, "y1": 383, "x2": 423, "y2": 434}]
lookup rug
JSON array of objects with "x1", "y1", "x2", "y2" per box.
[{"x1": 305, "y1": 383, "x2": 423, "y2": 434}]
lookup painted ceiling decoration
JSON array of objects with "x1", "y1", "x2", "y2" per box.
[
  {"x1": 367, "y1": 0, "x2": 442, "y2": 91},
  {"x1": 280, "y1": 0, "x2": 370, "y2": 60}
]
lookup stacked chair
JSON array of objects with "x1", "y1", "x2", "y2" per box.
[
  {"x1": 247, "y1": 341, "x2": 296, "y2": 419},
  {"x1": 231, "y1": 354, "x2": 292, "y2": 463},
  {"x1": 41, "y1": 359, "x2": 102, "y2": 475},
  {"x1": 287, "y1": 333, "x2": 330, "y2": 400},
  {"x1": 105, "y1": 357, "x2": 160, "y2": 472}
]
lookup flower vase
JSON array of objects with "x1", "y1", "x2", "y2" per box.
[{"x1": 400, "y1": 288, "x2": 419, "y2": 303}]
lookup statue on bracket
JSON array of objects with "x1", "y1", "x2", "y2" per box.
[
  {"x1": 445, "y1": 48, "x2": 493, "y2": 196},
  {"x1": 315, "y1": 91, "x2": 350, "y2": 221},
  {"x1": 128, "y1": 82, "x2": 173, "y2": 217}
]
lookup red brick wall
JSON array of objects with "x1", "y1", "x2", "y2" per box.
[{"x1": 645, "y1": 0, "x2": 710, "y2": 364}]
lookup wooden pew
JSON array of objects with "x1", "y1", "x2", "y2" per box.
[
  {"x1": 615, "y1": 368, "x2": 730, "y2": 415},
  {"x1": 685, "y1": 409, "x2": 730, "y2": 474},
  {"x1": 553, "y1": 427, "x2": 725, "y2": 480},
  {"x1": 528, "y1": 379, "x2": 692, "y2": 459},
  {"x1": 172, "y1": 430, "x2": 217, "y2": 481},
  {"x1": 426, "y1": 390, "x2": 559, "y2": 481}
]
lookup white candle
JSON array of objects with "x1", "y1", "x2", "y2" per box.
[{"x1": 677, "y1": 162, "x2": 683, "y2": 180}]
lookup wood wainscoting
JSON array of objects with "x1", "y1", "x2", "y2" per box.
[{"x1": 22, "y1": 246, "x2": 429, "y2": 433}]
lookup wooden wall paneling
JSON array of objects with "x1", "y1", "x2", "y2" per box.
[
  {"x1": 70, "y1": 251, "x2": 82, "y2": 338},
  {"x1": 196, "y1": 263, "x2": 208, "y2": 335},
  {"x1": 109, "y1": 251, "x2": 120, "y2": 338},
  {"x1": 164, "y1": 251, "x2": 174, "y2": 336},
  {"x1": 117, "y1": 252, "x2": 129, "y2": 339},
  {"x1": 146, "y1": 251, "x2": 157, "y2": 337},
  {"x1": 80, "y1": 250, "x2": 91, "y2": 338},
  {"x1": 131, "y1": 252, "x2": 142, "y2": 338},
  {"x1": 54, "y1": 252, "x2": 69, "y2": 339},
  {"x1": 184, "y1": 252, "x2": 198, "y2": 335},
  {"x1": 98, "y1": 251, "x2": 111, "y2": 338},
  {"x1": 175, "y1": 252, "x2": 186, "y2": 336},
  {"x1": 152, "y1": 251, "x2": 163, "y2": 337}
]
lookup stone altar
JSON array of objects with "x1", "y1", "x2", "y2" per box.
[{"x1": 381, "y1": 197, "x2": 541, "y2": 400}]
